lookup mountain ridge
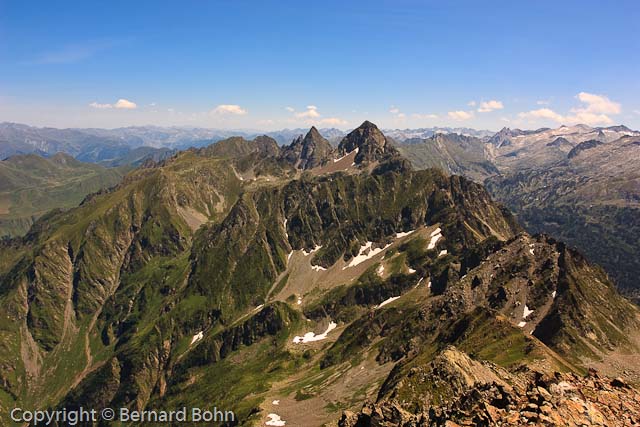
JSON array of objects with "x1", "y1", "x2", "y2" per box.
[{"x1": 0, "y1": 121, "x2": 638, "y2": 426}]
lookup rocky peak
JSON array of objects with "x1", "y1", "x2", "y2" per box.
[
  {"x1": 251, "y1": 135, "x2": 280, "y2": 156},
  {"x1": 489, "y1": 127, "x2": 514, "y2": 147},
  {"x1": 279, "y1": 126, "x2": 334, "y2": 169},
  {"x1": 337, "y1": 121, "x2": 400, "y2": 165}
]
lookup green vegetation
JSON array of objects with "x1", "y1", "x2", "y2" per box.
[{"x1": 0, "y1": 153, "x2": 125, "y2": 237}]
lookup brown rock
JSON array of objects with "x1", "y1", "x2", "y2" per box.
[{"x1": 611, "y1": 377, "x2": 629, "y2": 388}]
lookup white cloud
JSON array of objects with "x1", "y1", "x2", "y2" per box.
[
  {"x1": 574, "y1": 92, "x2": 620, "y2": 115},
  {"x1": 89, "y1": 98, "x2": 137, "y2": 110},
  {"x1": 518, "y1": 92, "x2": 621, "y2": 126},
  {"x1": 211, "y1": 104, "x2": 247, "y2": 115},
  {"x1": 536, "y1": 100, "x2": 550, "y2": 105},
  {"x1": 518, "y1": 108, "x2": 565, "y2": 122},
  {"x1": 318, "y1": 117, "x2": 348, "y2": 126},
  {"x1": 634, "y1": 110, "x2": 640, "y2": 115},
  {"x1": 448, "y1": 110, "x2": 474, "y2": 121},
  {"x1": 89, "y1": 101, "x2": 113, "y2": 109},
  {"x1": 477, "y1": 100, "x2": 504, "y2": 113},
  {"x1": 411, "y1": 113, "x2": 438, "y2": 120},
  {"x1": 294, "y1": 105, "x2": 320, "y2": 119},
  {"x1": 114, "y1": 98, "x2": 137, "y2": 109},
  {"x1": 287, "y1": 105, "x2": 347, "y2": 127},
  {"x1": 467, "y1": 101, "x2": 477, "y2": 107},
  {"x1": 389, "y1": 106, "x2": 401, "y2": 114},
  {"x1": 285, "y1": 106, "x2": 294, "y2": 112}
]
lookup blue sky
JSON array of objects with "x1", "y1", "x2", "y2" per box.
[{"x1": 1, "y1": 0, "x2": 638, "y2": 130}]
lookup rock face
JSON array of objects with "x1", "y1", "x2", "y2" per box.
[
  {"x1": 338, "y1": 121, "x2": 402, "y2": 165},
  {"x1": 279, "y1": 126, "x2": 335, "y2": 169}
]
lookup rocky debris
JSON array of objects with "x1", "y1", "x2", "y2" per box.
[{"x1": 340, "y1": 366, "x2": 640, "y2": 427}]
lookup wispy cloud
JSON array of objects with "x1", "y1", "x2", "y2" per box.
[
  {"x1": 89, "y1": 98, "x2": 137, "y2": 110},
  {"x1": 389, "y1": 105, "x2": 406, "y2": 121},
  {"x1": 211, "y1": 104, "x2": 247, "y2": 115},
  {"x1": 411, "y1": 113, "x2": 438, "y2": 120},
  {"x1": 30, "y1": 39, "x2": 118, "y2": 65},
  {"x1": 317, "y1": 117, "x2": 348, "y2": 126}
]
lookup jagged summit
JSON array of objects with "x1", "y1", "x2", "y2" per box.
[
  {"x1": 337, "y1": 121, "x2": 403, "y2": 167},
  {"x1": 279, "y1": 126, "x2": 335, "y2": 169}
]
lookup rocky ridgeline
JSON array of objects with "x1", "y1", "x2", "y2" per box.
[{"x1": 340, "y1": 356, "x2": 640, "y2": 426}]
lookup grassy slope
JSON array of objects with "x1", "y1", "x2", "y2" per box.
[{"x1": 0, "y1": 153, "x2": 126, "y2": 237}]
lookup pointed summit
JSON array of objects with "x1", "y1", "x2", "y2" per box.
[
  {"x1": 279, "y1": 126, "x2": 335, "y2": 169},
  {"x1": 337, "y1": 121, "x2": 400, "y2": 165}
]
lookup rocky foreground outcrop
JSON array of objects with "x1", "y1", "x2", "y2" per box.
[{"x1": 339, "y1": 348, "x2": 640, "y2": 427}]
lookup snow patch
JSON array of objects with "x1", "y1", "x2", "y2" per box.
[
  {"x1": 266, "y1": 413, "x2": 286, "y2": 426},
  {"x1": 293, "y1": 321, "x2": 337, "y2": 343},
  {"x1": 415, "y1": 277, "x2": 424, "y2": 288},
  {"x1": 428, "y1": 228, "x2": 443, "y2": 250},
  {"x1": 396, "y1": 229, "x2": 416, "y2": 239},
  {"x1": 255, "y1": 304, "x2": 264, "y2": 311},
  {"x1": 523, "y1": 305, "x2": 534, "y2": 319},
  {"x1": 376, "y1": 296, "x2": 400, "y2": 309},
  {"x1": 302, "y1": 245, "x2": 322, "y2": 256},
  {"x1": 427, "y1": 281, "x2": 432, "y2": 289},
  {"x1": 377, "y1": 264, "x2": 385, "y2": 276},
  {"x1": 408, "y1": 267, "x2": 416, "y2": 274},
  {"x1": 552, "y1": 290, "x2": 557, "y2": 299},
  {"x1": 333, "y1": 147, "x2": 359, "y2": 163},
  {"x1": 343, "y1": 241, "x2": 390, "y2": 269},
  {"x1": 438, "y1": 250, "x2": 448, "y2": 257},
  {"x1": 190, "y1": 331, "x2": 203, "y2": 345},
  {"x1": 518, "y1": 321, "x2": 527, "y2": 328},
  {"x1": 297, "y1": 297, "x2": 302, "y2": 305},
  {"x1": 311, "y1": 264, "x2": 326, "y2": 272},
  {"x1": 272, "y1": 400, "x2": 280, "y2": 406},
  {"x1": 287, "y1": 251, "x2": 293, "y2": 262}
]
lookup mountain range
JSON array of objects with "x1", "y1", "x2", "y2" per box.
[
  {"x1": 0, "y1": 121, "x2": 638, "y2": 426},
  {"x1": 393, "y1": 124, "x2": 640, "y2": 299},
  {"x1": 2, "y1": 121, "x2": 639, "y2": 296}
]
